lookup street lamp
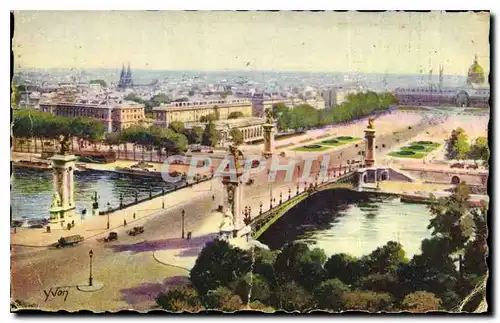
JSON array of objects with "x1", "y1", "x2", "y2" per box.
[
  {"x1": 259, "y1": 201, "x2": 263, "y2": 215},
  {"x1": 288, "y1": 188, "x2": 291, "y2": 200},
  {"x1": 88, "y1": 250, "x2": 94, "y2": 287},
  {"x1": 106, "y1": 202, "x2": 111, "y2": 229},
  {"x1": 279, "y1": 192, "x2": 282, "y2": 205},
  {"x1": 296, "y1": 182, "x2": 300, "y2": 195},
  {"x1": 119, "y1": 193, "x2": 123, "y2": 209},
  {"x1": 181, "y1": 209, "x2": 185, "y2": 239}
]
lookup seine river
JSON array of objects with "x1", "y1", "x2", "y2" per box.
[
  {"x1": 258, "y1": 189, "x2": 434, "y2": 258},
  {"x1": 11, "y1": 168, "x2": 178, "y2": 221}
]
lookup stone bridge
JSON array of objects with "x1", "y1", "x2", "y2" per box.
[{"x1": 249, "y1": 171, "x2": 358, "y2": 239}]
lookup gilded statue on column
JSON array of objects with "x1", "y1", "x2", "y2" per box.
[
  {"x1": 265, "y1": 108, "x2": 274, "y2": 124},
  {"x1": 368, "y1": 118, "x2": 375, "y2": 129},
  {"x1": 229, "y1": 144, "x2": 243, "y2": 169},
  {"x1": 58, "y1": 134, "x2": 72, "y2": 155}
]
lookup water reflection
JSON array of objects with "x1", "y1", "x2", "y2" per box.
[
  {"x1": 11, "y1": 168, "x2": 179, "y2": 220},
  {"x1": 258, "y1": 189, "x2": 433, "y2": 258}
]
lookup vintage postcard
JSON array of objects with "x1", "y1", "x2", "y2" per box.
[{"x1": 10, "y1": 11, "x2": 490, "y2": 313}]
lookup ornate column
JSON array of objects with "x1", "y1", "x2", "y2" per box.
[
  {"x1": 222, "y1": 145, "x2": 245, "y2": 237},
  {"x1": 49, "y1": 135, "x2": 77, "y2": 224},
  {"x1": 364, "y1": 118, "x2": 376, "y2": 168},
  {"x1": 262, "y1": 109, "x2": 276, "y2": 159}
]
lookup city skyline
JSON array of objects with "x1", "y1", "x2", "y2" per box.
[{"x1": 13, "y1": 11, "x2": 490, "y2": 75}]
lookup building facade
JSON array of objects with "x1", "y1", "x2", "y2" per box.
[
  {"x1": 153, "y1": 99, "x2": 253, "y2": 128},
  {"x1": 39, "y1": 100, "x2": 145, "y2": 133},
  {"x1": 185, "y1": 117, "x2": 266, "y2": 146}
]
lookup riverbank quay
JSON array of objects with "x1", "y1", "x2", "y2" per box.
[{"x1": 10, "y1": 178, "x2": 217, "y2": 248}]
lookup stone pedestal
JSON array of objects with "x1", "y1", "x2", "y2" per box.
[
  {"x1": 364, "y1": 128, "x2": 376, "y2": 168},
  {"x1": 49, "y1": 154, "x2": 77, "y2": 224},
  {"x1": 262, "y1": 123, "x2": 276, "y2": 159}
]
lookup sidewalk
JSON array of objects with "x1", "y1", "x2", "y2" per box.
[{"x1": 10, "y1": 179, "x2": 216, "y2": 247}]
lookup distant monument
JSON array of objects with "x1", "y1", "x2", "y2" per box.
[
  {"x1": 49, "y1": 134, "x2": 77, "y2": 224},
  {"x1": 118, "y1": 62, "x2": 134, "y2": 90},
  {"x1": 467, "y1": 54, "x2": 486, "y2": 86},
  {"x1": 262, "y1": 108, "x2": 276, "y2": 159}
]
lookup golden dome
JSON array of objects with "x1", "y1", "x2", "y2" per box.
[{"x1": 467, "y1": 55, "x2": 485, "y2": 85}]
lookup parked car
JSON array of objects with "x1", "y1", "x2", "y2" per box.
[
  {"x1": 467, "y1": 164, "x2": 479, "y2": 170},
  {"x1": 103, "y1": 232, "x2": 118, "y2": 242},
  {"x1": 450, "y1": 163, "x2": 465, "y2": 169},
  {"x1": 127, "y1": 226, "x2": 144, "y2": 236},
  {"x1": 56, "y1": 235, "x2": 84, "y2": 248}
]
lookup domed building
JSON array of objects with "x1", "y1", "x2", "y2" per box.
[{"x1": 467, "y1": 54, "x2": 486, "y2": 85}]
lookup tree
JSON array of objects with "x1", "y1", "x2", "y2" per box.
[
  {"x1": 341, "y1": 290, "x2": 393, "y2": 312},
  {"x1": 428, "y1": 183, "x2": 474, "y2": 253},
  {"x1": 324, "y1": 253, "x2": 364, "y2": 285},
  {"x1": 200, "y1": 114, "x2": 218, "y2": 122},
  {"x1": 359, "y1": 273, "x2": 401, "y2": 299},
  {"x1": 229, "y1": 128, "x2": 244, "y2": 145},
  {"x1": 273, "y1": 282, "x2": 315, "y2": 312},
  {"x1": 185, "y1": 126, "x2": 203, "y2": 145},
  {"x1": 228, "y1": 111, "x2": 244, "y2": 119},
  {"x1": 89, "y1": 79, "x2": 107, "y2": 87},
  {"x1": 462, "y1": 202, "x2": 488, "y2": 277},
  {"x1": 313, "y1": 279, "x2": 350, "y2": 311},
  {"x1": 155, "y1": 286, "x2": 203, "y2": 312},
  {"x1": 169, "y1": 121, "x2": 185, "y2": 134},
  {"x1": 124, "y1": 93, "x2": 143, "y2": 103},
  {"x1": 232, "y1": 272, "x2": 271, "y2": 304},
  {"x1": 468, "y1": 136, "x2": 489, "y2": 167},
  {"x1": 453, "y1": 131, "x2": 470, "y2": 161},
  {"x1": 202, "y1": 286, "x2": 244, "y2": 312},
  {"x1": 364, "y1": 241, "x2": 409, "y2": 275},
  {"x1": 274, "y1": 242, "x2": 326, "y2": 289},
  {"x1": 104, "y1": 132, "x2": 121, "y2": 150},
  {"x1": 11, "y1": 81, "x2": 18, "y2": 108},
  {"x1": 401, "y1": 291, "x2": 441, "y2": 312},
  {"x1": 445, "y1": 128, "x2": 465, "y2": 160},
  {"x1": 202, "y1": 121, "x2": 220, "y2": 147},
  {"x1": 190, "y1": 239, "x2": 252, "y2": 297}
]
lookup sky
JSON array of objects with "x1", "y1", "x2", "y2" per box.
[{"x1": 12, "y1": 11, "x2": 490, "y2": 75}]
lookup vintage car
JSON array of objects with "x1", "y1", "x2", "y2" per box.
[
  {"x1": 127, "y1": 226, "x2": 144, "y2": 236},
  {"x1": 103, "y1": 232, "x2": 118, "y2": 242},
  {"x1": 55, "y1": 235, "x2": 84, "y2": 248}
]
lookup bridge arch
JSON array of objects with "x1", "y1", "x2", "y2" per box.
[
  {"x1": 451, "y1": 175, "x2": 461, "y2": 184},
  {"x1": 456, "y1": 91, "x2": 470, "y2": 107}
]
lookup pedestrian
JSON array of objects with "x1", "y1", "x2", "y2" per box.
[
  {"x1": 71, "y1": 220, "x2": 75, "y2": 227},
  {"x1": 124, "y1": 219, "x2": 127, "y2": 226},
  {"x1": 212, "y1": 195, "x2": 215, "y2": 202},
  {"x1": 133, "y1": 212, "x2": 136, "y2": 219},
  {"x1": 67, "y1": 223, "x2": 71, "y2": 231}
]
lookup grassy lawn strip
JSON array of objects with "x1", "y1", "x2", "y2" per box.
[
  {"x1": 388, "y1": 151, "x2": 426, "y2": 159},
  {"x1": 293, "y1": 144, "x2": 331, "y2": 152},
  {"x1": 409, "y1": 141, "x2": 441, "y2": 149},
  {"x1": 320, "y1": 136, "x2": 361, "y2": 146},
  {"x1": 400, "y1": 146, "x2": 434, "y2": 153}
]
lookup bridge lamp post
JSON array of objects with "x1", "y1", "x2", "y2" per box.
[
  {"x1": 259, "y1": 202, "x2": 263, "y2": 215},
  {"x1": 288, "y1": 188, "x2": 291, "y2": 200},
  {"x1": 279, "y1": 192, "x2": 283, "y2": 205},
  {"x1": 181, "y1": 209, "x2": 185, "y2": 239}
]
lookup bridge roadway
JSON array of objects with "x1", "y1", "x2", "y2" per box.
[{"x1": 11, "y1": 117, "x2": 435, "y2": 311}]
